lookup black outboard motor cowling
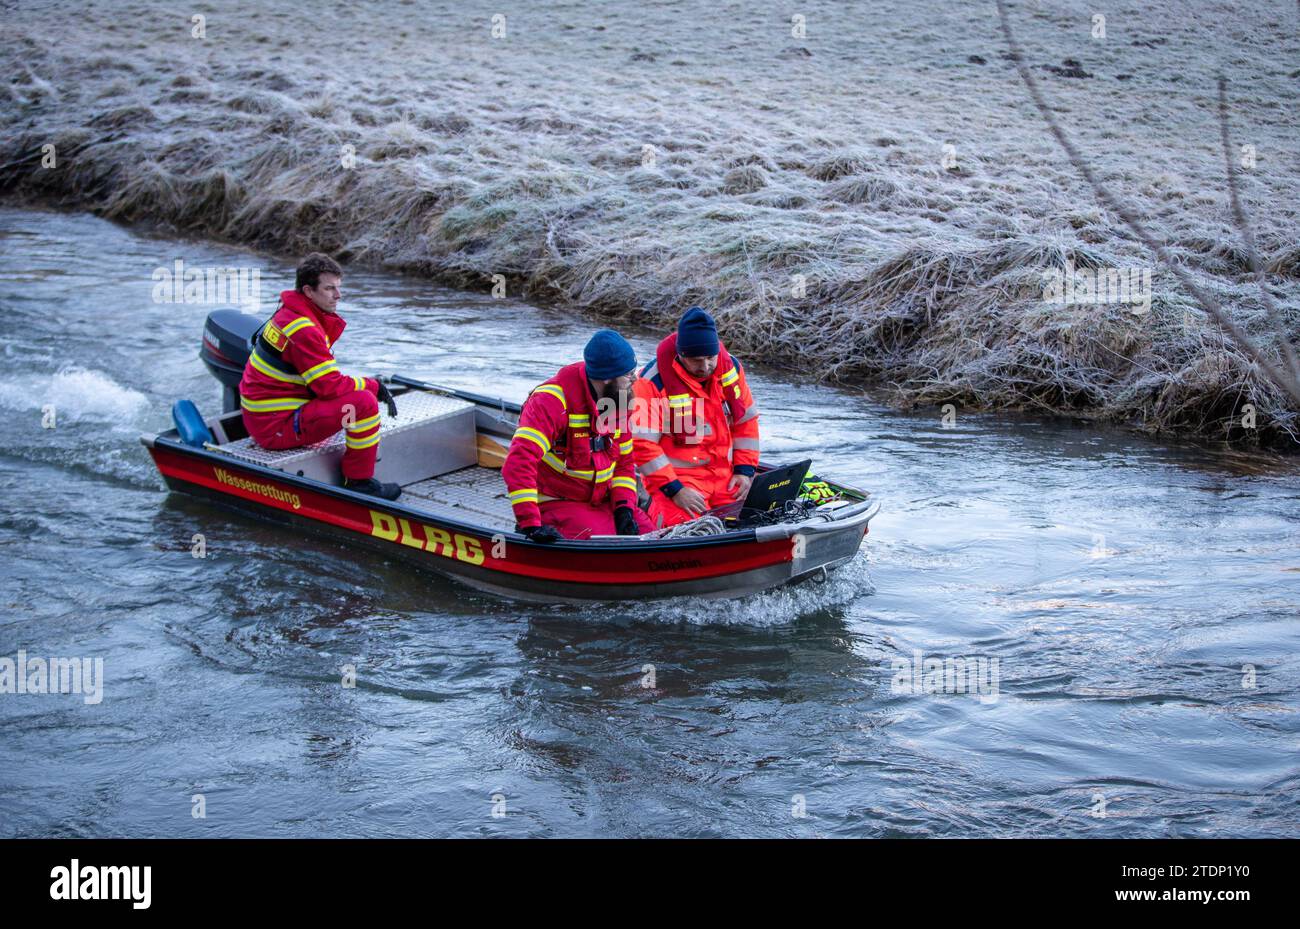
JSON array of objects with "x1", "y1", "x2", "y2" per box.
[{"x1": 200, "y1": 309, "x2": 261, "y2": 413}]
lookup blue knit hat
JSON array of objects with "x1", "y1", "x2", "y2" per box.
[
  {"x1": 677, "y1": 306, "x2": 720, "y2": 357},
  {"x1": 583, "y1": 329, "x2": 637, "y2": 380}
]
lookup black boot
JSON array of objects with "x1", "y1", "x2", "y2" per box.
[{"x1": 343, "y1": 477, "x2": 402, "y2": 501}]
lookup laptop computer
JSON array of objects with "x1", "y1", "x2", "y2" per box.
[{"x1": 709, "y1": 459, "x2": 813, "y2": 522}]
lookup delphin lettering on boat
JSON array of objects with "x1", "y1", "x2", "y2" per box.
[{"x1": 647, "y1": 558, "x2": 704, "y2": 571}]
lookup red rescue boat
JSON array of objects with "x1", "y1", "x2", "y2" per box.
[{"x1": 141, "y1": 311, "x2": 879, "y2": 602}]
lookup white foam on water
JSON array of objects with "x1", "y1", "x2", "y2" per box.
[
  {"x1": 594, "y1": 554, "x2": 877, "y2": 627},
  {"x1": 0, "y1": 366, "x2": 149, "y2": 425}
]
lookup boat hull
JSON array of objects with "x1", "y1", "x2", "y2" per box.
[{"x1": 146, "y1": 438, "x2": 874, "y2": 602}]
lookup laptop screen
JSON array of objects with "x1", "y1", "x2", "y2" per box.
[{"x1": 741, "y1": 459, "x2": 813, "y2": 512}]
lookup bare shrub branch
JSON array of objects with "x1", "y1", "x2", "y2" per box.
[
  {"x1": 1216, "y1": 74, "x2": 1300, "y2": 385},
  {"x1": 995, "y1": 0, "x2": 1300, "y2": 407}
]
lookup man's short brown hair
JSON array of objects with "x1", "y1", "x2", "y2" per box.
[{"x1": 295, "y1": 253, "x2": 343, "y2": 292}]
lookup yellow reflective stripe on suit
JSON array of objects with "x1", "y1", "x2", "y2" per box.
[
  {"x1": 346, "y1": 432, "x2": 380, "y2": 450},
  {"x1": 248, "y1": 348, "x2": 306, "y2": 384},
  {"x1": 640, "y1": 453, "x2": 671, "y2": 474},
  {"x1": 541, "y1": 452, "x2": 567, "y2": 473},
  {"x1": 533, "y1": 384, "x2": 566, "y2": 408},
  {"x1": 348, "y1": 414, "x2": 381, "y2": 433},
  {"x1": 302, "y1": 359, "x2": 339, "y2": 383},
  {"x1": 240, "y1": 395, "x2": 309, "y2": 413},
  {"x1": 513, "y1": 426, "x2": 551, "y2": 453}
]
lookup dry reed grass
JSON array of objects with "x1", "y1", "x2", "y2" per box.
[{"x1": 2, "y1": 0, "x2": 1296, "y2": 446}]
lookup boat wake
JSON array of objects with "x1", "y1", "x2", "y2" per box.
[
  {"x1": 581, "y1": 555, "x2": 877, "y2": 627},
  {"x1": 0, "y1": 366, "x2": 149, "y2": 427}
]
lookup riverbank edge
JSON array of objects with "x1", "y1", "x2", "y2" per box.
[{"x1": 1, "y1": 173, "x2": 1295, "y2": 454}]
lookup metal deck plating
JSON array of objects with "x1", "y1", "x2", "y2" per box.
[{"x1": 401, "y1": 466, "x2": 518, "y2": 530}]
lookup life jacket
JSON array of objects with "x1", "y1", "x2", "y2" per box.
[
  {"x1": 631, "y1": 335, "x2": 760, "y2": 496},
  {"x1": 238, "y1": 290, "x2": 360, "y2": 423},
  {"x1": 648, "y1": 334, "x2": 745, "y2": 446},
  {"x1": 248, "y1": 314, "x2": 312, "y2": 381},
  {"x1": 517, "y1": 362, "x2": 634, "y2": 505}
]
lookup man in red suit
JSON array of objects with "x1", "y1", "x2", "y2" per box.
[
  {"x1": 238, "y1": 253, "x2": 400, "y2": 500},
  {"x1": 502, "y1": 330, "x2": 655, "y2": 541}
]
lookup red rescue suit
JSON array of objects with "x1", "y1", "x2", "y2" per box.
[
  {"x1": 238, "y1": 290, "x2": 381, "y2": 481},
  {"x1": 502, "y1": 362, "x2": 653, "y2": 539},
  {"x1": 631, "y1": 334, "x2": 760, "y2": 527}
]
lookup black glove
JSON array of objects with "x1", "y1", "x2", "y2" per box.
[
  {"x1": 614, "y1": 506, "x2": 639, "y2": 537},
  {"x1": 518, "y1": 524, "x2": 561, "y2": 544},
  {"x1": 376, "y1": 380, "x2": 398, "y2": 418}
]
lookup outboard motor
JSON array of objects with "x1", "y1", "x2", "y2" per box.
[{"x1": 200, "y1": 309, "x2": 261, "y2": 413}]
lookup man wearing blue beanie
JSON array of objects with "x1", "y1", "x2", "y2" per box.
[
  {"x1": 583, "y1": 329, "x2": 638, "y2": 380},
  {"x1": 675, "y1": 306, "x2": 721, "y2": 357},
  {"x1": 502, "y1": 329, "x2": 655, "y2": 541},
  {"x1": 631, "y1": 307, "x2": 762, "y2": 526}
]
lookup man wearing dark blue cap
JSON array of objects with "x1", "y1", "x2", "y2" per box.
[
  {"x1": 502, "y1": 329, "x2": 655, "y2": 541},
  {"x1": 631, "y1": 307, "x2": 761, "y2": 527}
]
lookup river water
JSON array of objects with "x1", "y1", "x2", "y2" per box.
[{"x1": 1, "y1": 206, "x2": 1297, "y2": 837}]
